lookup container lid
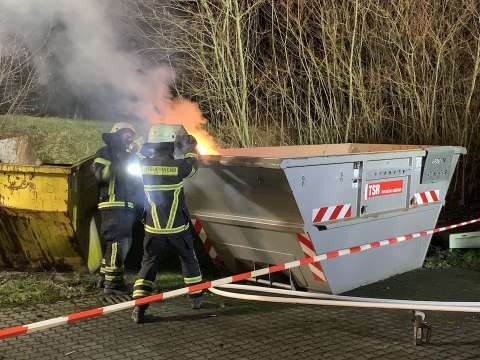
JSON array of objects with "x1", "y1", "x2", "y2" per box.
[
  {"x1": 215, "y1": 143, "x2": 426, "y2": 159},
  {"x1": 201, "y1": 143, "x2": 465, "y2": 169}
]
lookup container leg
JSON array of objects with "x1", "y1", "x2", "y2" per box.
[
  {"x1": 412, "y1": 310, "x2": 432, "y2": 346},
  {"x1": 288, "y1": 269, "x2": 296, "y2": 291}
]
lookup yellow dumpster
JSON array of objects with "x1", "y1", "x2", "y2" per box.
[{"x1": 0, "y1": 158, "x2": 98, "y2": 270}]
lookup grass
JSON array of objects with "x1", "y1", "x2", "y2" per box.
[
  {"x1": 423, "y1": 247, "x2": 480, "y2": 271},
  {"x1": 0, "y1": 114, "x2": 114, "y2": 164},
  {"x1": 0, "y1": 272, "x2": 97, "y2": 307},
  {"x1": 0, "y1": 271, "x2": 199, "y2": 308},
  {"x1": 0, "y1": 114, "x2": 276, "y2": 162},
  {"x1": 126, "y1": 272, "x2": 187, "y2": 290}
]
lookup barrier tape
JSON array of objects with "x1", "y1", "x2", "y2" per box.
[{"x1": 1, "y1": 217, "x2": 479, "y2": 341}]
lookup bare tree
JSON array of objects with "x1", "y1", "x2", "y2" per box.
[{"x1": 0, "y1": 35, "x2": 38, "y2": 117}]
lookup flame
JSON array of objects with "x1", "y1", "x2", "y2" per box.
[
  {"x1": 143, "y1": 97, "x2": 218, "y2": 155},
  {"x1": 196, "y1": 143, "x2": 210, "y2": 156}
]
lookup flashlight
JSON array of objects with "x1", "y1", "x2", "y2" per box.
[{"x1": 127, "y1": 162, "x2": 142, "y2": 177}]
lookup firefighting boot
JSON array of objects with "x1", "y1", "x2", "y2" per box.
[
  {"x1": 190, "y1": 295, "x2": 203, "y2": 310},
  {"x1": 131, "y1": 306, "x2": 146, "y2": 324}
]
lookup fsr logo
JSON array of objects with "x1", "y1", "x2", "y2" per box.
[
  {"x1": 365, "y1": 180, "x2": 404, "y2": 199},
  {"x1": 367, "y1": 183, "x2": 381, "y2": 197}
]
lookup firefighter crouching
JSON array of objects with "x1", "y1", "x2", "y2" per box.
[
  {"x1": 131, "y1": 123, "x2": 203, "y2": 323},
  {"x1": 92, "y1": 122, "x2": 143, "y2": 295}
]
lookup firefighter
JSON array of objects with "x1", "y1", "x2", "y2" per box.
[
  {"x1": 92, "y1": 122, "x2": 143, "y2": 295},
  {"x1": 131, "y1": 123, "x2": 203, "y2": 323}
]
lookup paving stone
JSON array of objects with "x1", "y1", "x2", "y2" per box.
[{"x1": 1, "y1": 286, "x2": 480, "y2": 359}]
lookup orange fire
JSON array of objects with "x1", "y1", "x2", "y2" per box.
[{"x1": 146, "y1": 97, "x2": 219, "y2": 155}]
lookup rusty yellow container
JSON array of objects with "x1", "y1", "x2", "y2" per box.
[{"x1": 0, "y1": 158, "x2": 98, "y2": 270}]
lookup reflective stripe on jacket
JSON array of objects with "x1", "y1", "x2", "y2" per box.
[
  {"x1": 141, "y1": 151, "x2": 198, "y2": 235},
  {"x1": 92, "y1": 146, "x2": 140, "y2": 210}
]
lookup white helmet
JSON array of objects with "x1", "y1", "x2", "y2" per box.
[
  {"x1": 110, "y1": 122, "x2": 136, "y2": 134},
  {"x1": 147, "y1": 123, "x2": 187, "y2": 143}
]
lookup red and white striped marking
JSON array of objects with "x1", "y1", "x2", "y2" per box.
[
  {"x1": 414, "y1": 190, "x2": 440, "y2": 205},
  {"x1": 1, "y1": 217, "x2": 479, "y2": 341},
  {"x1": 312, "y1": 204, "x2": 352, "y2": 223},
  {"x1": 296, "y1": 233, "x2": 327, "y2": 282},
  {"x1": 192, "y1": 219, "x2": 220, "y2": 263}
]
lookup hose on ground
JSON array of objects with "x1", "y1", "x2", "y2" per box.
[{"x1": 209, "y1": 284, "x2": 480, "y2": 312}]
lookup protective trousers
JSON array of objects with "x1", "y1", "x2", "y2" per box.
[
  {"x1": 99, "y1": 208, "x2": 135, "y2": 289},
  {"x1": 133, "y1": 231, "x2": 202, "y2": 300}
]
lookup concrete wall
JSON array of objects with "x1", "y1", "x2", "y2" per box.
[{"x1": 0, "y1": 136, "x2": 40, "y2": 165}]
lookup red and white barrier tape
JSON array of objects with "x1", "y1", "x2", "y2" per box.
[{"x1": 1, "y1": 217, "x2": 478, "y2": 341}]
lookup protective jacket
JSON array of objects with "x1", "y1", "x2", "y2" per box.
[
  {"x1": 92, "y1": 133, "x2": 142, "y2": 210},
  {"x1": 140, "y1": 149, "x2": 198, "y2": 235}
]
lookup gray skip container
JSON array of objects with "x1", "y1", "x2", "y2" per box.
[{"x1": 185, "y1": 144, "x2": 465, "y2": 294}]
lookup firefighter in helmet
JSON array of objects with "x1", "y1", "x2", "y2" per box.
[
  {"x1": 131, "y1": 123, "x2": 203, "y2": 323},
  {"x1": 92, "y1": 122, "x2": 143, "y2": 295}
]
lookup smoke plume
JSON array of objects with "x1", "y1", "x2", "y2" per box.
[{"x1": 0, "y1": 0, "x2": 216, "y2": 151}]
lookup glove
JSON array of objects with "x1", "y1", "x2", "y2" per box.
[
  {"x1": 128, "y1": 142, "x2": 139, "y2": 154},
  {"x1": 128, "y1": 137, "x2": 144, "y2": 154}
]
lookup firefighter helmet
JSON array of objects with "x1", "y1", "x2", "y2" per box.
[
  {"x1": 147, "y1": 123, "x2": 187, "y2": 144},
  {"x1": 110, "y1": 122, "x2": 136, "y2": 134}
]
